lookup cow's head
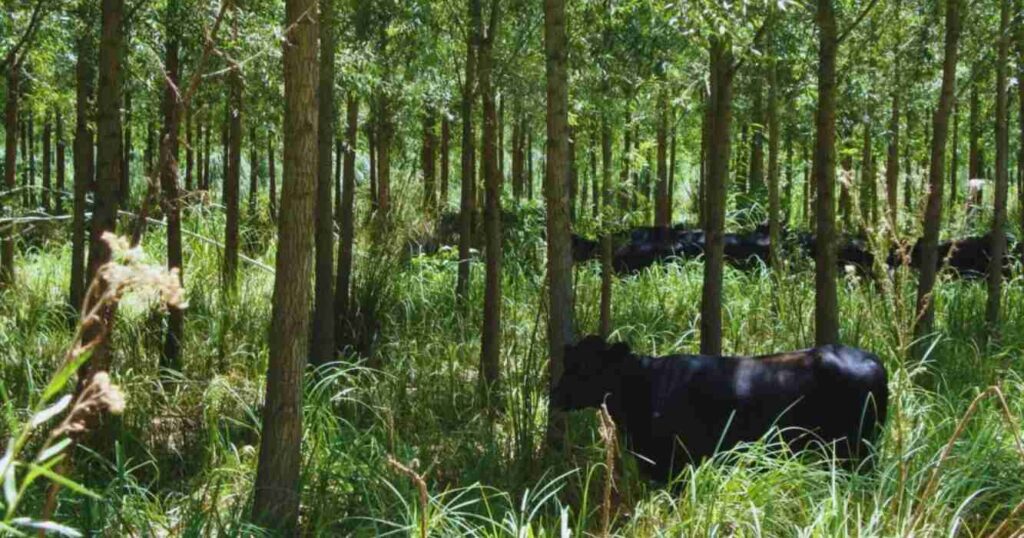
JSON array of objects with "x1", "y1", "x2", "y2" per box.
[{"x1": 550, "y1": 335, "x2": 631, "y2": 411}]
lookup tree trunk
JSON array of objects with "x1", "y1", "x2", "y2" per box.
[
  {"x1": 311, "y1": 0, "x2": 337, "y2": 368},
  {"x1": 224, "y1": 27, "x2": 242, "y2": 295},
  {"x1": 526, "y1": 128, "x2": 533, "y2": 200},
  {"x1": 784, "y1": 131, "x2": 794, "y2": 224},
  {"x1": 441, "y1": 114, "x2": 450, "y2": 209},
  {"x1": 268, "y1": 131, "x2": 276, "y2": 220},
  {"x1": 1, "y1": 62, "x2": 17, "y2": 287},
  {"x1": 184, "y1": 107, "x2": 193, "y2": 192},
  {"x1": 599, "y1": 116, "x2": 613, "y2": 338},
  {"x1": 813, "y1": 0, "x2": 839, "y2": 346},
  {"x1": 377, "y1": 95, "x2": 391, "y2": 216},
  {"x1": 422, "y1": 106, "x2": 437, "y2": 213},
  {"x1": 914, "y1": 0, "x2": 961, "y2": 354},
  {"x1": 479, "y1": 0, "x2": 502, "y2": 393},
  {"x1": 335, "y1": 93, "x2": 358, "y2": 348},
  {"x1": 121, "y1": 92, "x2": 131, "y2": 207},
  {"x1": 767, "y1": 51, "x2": 781, "y2": 270},
  {"x1": 839, "y1": 154, "x2": 852, "y2": 231},
  {"x1": 860, "y1": 120, "x2": 876, "y2": 227},
  {"x1": 619, "y1": 112, "x2": 632, "y2": 210},
  {"x1": 968, "y1": 81, "x2": 981, "y2": 179},
  {"x1": 160, "y1": 6, "x2": 183, "y2": 370},
  {"x1": 69, "y1": 0, "x2": 95, "y2": 310},
  {"x1": 668, "y1": 110, "x2": 676, "y2": 222},
  {"x1": 749, "y1": 84, "x2": 765, "y2": 197},
  {"x1": 202, "y1": 116, "x2": 211, "y2": 190},
  {"x1": 544, "y1": 0, "x2": 574, "y2": 448},
  {"x1": 249, "y1": 125, "x2": 258, "y2": 215},
  {"x1": 80, "y1": 0, "x2": 124, "y2": 410},
  {"x1": 699, "y1": 88, "x2": 709, "y2": 228},
  {"x1": 252, "y1": 0, "x2": 318, "y2": 529},
  {"x1": 457, "y1": 0, "x2": 480, "y2": 303},
  {"x1": 367, "y1": 119, "x2": 377, "y2": 211},
  {"x1": 903, "y1": 110, "x2": 914, "y2": 214},
  {"x1": 568, "y1": 127, "x2": 577, "y2": 222},
  {"x1": 511, "y1": 112, "x2": 523, "y2": 198},
  {"x1": 886, "y1": 69, "x2": 901, "y2": 226},
  {"x1": 56, "y1": 112, "x2": 65, "y2": 215},
  {"x1": 949, "y1": 101, "x2": 959, "y2": 212},
  {"x1": 334, "y1": 138, "x2": 342, "y2": 225},
  {"x1": 987, "y1": 0, "x2": 1010, "y2": 332},
  {"x1": 42, "y1": 115, "x2": 51, "y2": 212},
  {"x1": 701, "y1": 35, "x2": 733, "y2": 356},
  {"x1": 28, "y1": 112, "x2": 35, "y2": 207},
  {"x1": 655, "y1": 90, "x2": 670, "y2": 229}
]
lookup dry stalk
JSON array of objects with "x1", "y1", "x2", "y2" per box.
[
  {"x1": 597, "y1": 403, "x2": 618, "y2": 538},
  {"x1": 387, "y1": 455, "x2": 428, "y2": 538},
  {"x1": 909, "y1": 385, "x2": 1024, "y2": 534}
]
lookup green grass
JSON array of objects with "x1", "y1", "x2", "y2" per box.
[{"x1": 2, "y1": 193, "x2": 1024, "y2": 536}]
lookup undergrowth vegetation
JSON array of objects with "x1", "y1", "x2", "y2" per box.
[{"x1": 2, "y1": 198, "x2": 1024, "y2": 536}]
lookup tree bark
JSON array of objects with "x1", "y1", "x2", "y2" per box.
[
  {"x1": 813, "y1": 0, "x2": 839, "y2": 346},
  {"x1": 767, "y1": 51, "x2": 781, "y2": 270},
  {"x1": 160, "y1": 4, "x2": 183, "y2": 370},
  {"x1": 249, "y1": 125, "x2": 259, "y2": 216},
  {"x1": 334, "y1": 93, "x2": 358, "y2": 348},
  {"x1": 69, "y1": 0, "x2": 95, "y2": 310},
  {"x1": 252, "y1": 0, "x2": 318, "y2": 529},
  {"x1": 202, "y1": 115, "x2": 211, "y2": 190},
  {"x1": 968, "y1": 81, "x2": 981, "y2": 179},
  {"x1": 655, "y1": 90, "x2": 670, "y2": 229},
  {"x1": 377, "y1": 94, "x2": 391, "y2": 216},
  {"x1": 544, "y1": 0, "x2": 574, "y2": 448},
  {"x1": 122, "y1": 92, "x2": 131, "y2": 206},
  {"x1": 56, "y1": 111, "x2": 65, "y2": 215},
  {"x1": 949, "y1": 100, "x2": 959, "y2": 211},
  {"x1": 914, "y1": 0, "x2": 961, "y2": 354},
  {"x1": 749, "y1": 83, "x2": 765, "y2": 197},
  {"x1": 511, "y1": 111, "x2": 524, "y2": 198},
  {"x1": 42, "y1": 115, "x2": 51, "y2": 212},
  {"x1": 479, "y1": 0, "x2": 501, "y2": 393},
  {"x1": 861, "y1": 120, "x2": 876, "y2": 227},
  {"x1": 885, "y1": 0, "x2": 902, "y2": 229},
  {"x1": 268, "y1": 131, "x2": 277, "y2": 220},
  {"x1": 184, "y1": 107, "x2": 193, "y2": 192},
  {"x1": 457, "y1": 0, "x2": 481, "y2": 303},
  {"x1": 1, "y1": 61, "x2": 17, "y2": 287},
  {"x1": 223, "y1": 25, "x2": 242, "y2": 294},
  {"x1": 599, "y1": 116, "x2": 613, "y2": 338},
  {"x1": 422, "y1": 106, "x2": 437, "y2": 213},
  {"x1": 701, "y1": 36, "x2": 733, "y2": 356},
  {"x1": 311, "y1": 0, "x2": 337, "y2": 367},
  {"x1": 441, "y1": 113, "x2": 450, "y2": 209},
  {"x1": 987, "y1": 0, "x2": 1010, "y2": 332}
]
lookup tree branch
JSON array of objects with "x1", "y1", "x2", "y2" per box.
[
  {"x1": 0, "y1": 0, "x2": 50, "y2": 71},
  {"x1": 837, "y1": 0, "x2": 882, "y2": 45}
]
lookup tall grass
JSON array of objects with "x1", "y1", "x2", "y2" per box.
[{"x1": 1, "y1": 197, "x2": 1023, "y2": 536}]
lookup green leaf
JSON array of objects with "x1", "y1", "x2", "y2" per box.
[
  {"x1": 10, "y1": 518, "x2": 83, "y2": 537},
  {"x1": 41, "y1": 348, "x2": 93, "y2": 404},
  {"x1": 35, "y1": 438, "x2": 72, "y2": 464},
  {"x1": 27, "y1": 463, "x2": 101, "y2": 500},
  {"x1": 30, "y1": 395, "x2": 72, "y2": 429}
]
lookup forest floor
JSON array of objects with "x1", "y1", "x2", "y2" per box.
[{"x1": 3, "y1": 198, "x2": 1024, "y2": 536}]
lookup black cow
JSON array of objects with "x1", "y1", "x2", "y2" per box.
[
  {"x1": 551, "y1": 336, "x2": 888, "y2": 482},
  {"x1": 887, "y1": 233, "x2": 1019, "y2": 277}
]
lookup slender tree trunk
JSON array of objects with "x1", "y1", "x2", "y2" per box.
[
  {"x1": 511, "y1": 113, "x2": 523, "y2": 198},
  {"x1": 121, "y1": 92, "x2": 131, "y2": 207},
  {"x1": 526, "y1": 128, "x2": 533, "y2": 200},
  {"x1": 1018, "y1": 10, "x2": 1024, "y2": 236},
  {"x1": 699, "y1": 89, "x2": 708, "y2": 227},
  {"x1": 544, "y1": 0, "x2": 574, "y2": 448},
  {"x1": 203, "y1": 116, "x2": 211, "y2": 190},
  {"x1": 69, "y1": 0, "x2": 95, "y2": 309},
  {"x1": 969, "y1": 81, "x2": 981, "y2": 180},
  {"x1": 568, "y1": 127, "x2": 577, "y2": 222},
  {"x1": 861, "y1": 120, "x2": 876, "y2": 227},
  {"x1": 441, "y1": 114, "x2": 450, "y2": 209},
  {"x1": 619, "y1": 112, "x2": 632, "y2": 211},
  {"x1": 914, "y1": 0, "x2": 962, "y2": 353},
  {"x1": 184, "y1": 107, "x2": 193, "y2": 192},
  {"x1": 335, "y1": 93, "x2": 358, "y2": 348},
  {"x1": 311, "y1": 0, "x2": 337, "y2": 367},
  {"x1": 668, "y1": 111, "x2": 676, "y2": 222},
  {"x1": 804, "y1": 145, "x2": 812, "y2": 228},
  {"x1": 268, "y1": 132, "x2": 277, "y2": 220},
  {"x1": 987, "y1": 0, "x2": 1010, "y2": 332},
  {"x1": 599, "y1": 116, "x2": 613, "y2": 338},
  {"x1": 42, "y1": 116, "x2": 51, "y2": 212},
  {"x1": 249, "y1": 125, "x2": 258, "y2": 215},
  {"x1": 813, "y1": 0, "x2": 839, "y2": 346},
  {"x1": 749, "y1": 84, "x2": 765, "y2": 197},
  {"x1": 949, "y1": 100, "x2": 959, "y2": 212},
  {"x1": 767, "y1": 51, "x2": 781, "y2": 270},
  {"x1": 80, "y1": 0, "x2": 124, "y2": 408},
  {"x1": 655, "y1": 90, "x2": 670, "y2": 229},
  {"x1": 479, "y1": 1, "x2": 502, "y2": 392},
  {"x1": 367, "y1": 120, "x2": 377, "y2": 211},
  {"x1": 903, "y1": 110, "x2": 914, "y2": 214},
  {"x1": 422, "y1": 106, "x2": 437, "y2": 213},
  {"x1": 840, "y1": 154, "x2": 853, "y2": 231},
  {"x1": 56, "y1": 112, "x2": 66, "y2": 215},
  {"x1": 224, "y1": 25, "x2": 242, "y2": 294},
  {"x1": 457, "y1": 0, "x2": 480, "y2": 303},
  {"x1": 1, "y1": 62, "x2": 17, "y2": 287},
  {"x1": 252, "y1": 0, "x2": 318, "y2": 529},
  {"x1": 377, "y1": 94, "x2": 391, "y2": 216},
  {"x1": 886, "y1": 0, "x2": 902, "y2": 229},
  {"x1": 28, "y1": 112, "x2": 35, "y2": 207},
  {"x1": 701, "y1": 36, "x2": 733, "y2": 356},
  {"x1": 334, "y1": 138, "x2": 342, "y2": 225},
  {"x1": 160, "y1": 6, "x2": 183, "y2": 370}
]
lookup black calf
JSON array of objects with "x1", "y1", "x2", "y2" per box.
[{"x1": 551, "y1": 336, "x2": 888, "y2": 482}]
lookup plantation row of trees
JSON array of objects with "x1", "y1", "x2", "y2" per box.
[{"x1": 2, "y1": 0, "x2": 1023, "y2": 532}]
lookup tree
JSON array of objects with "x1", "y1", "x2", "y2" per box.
[
  {"x1": 914, "y1": 0, "x2": 962, "y2": 355},
  {"x1": 885, "y1": 0, "x2": 902, "y2": 228},
  {"x1": 1, "y1": 59, "x2": 17, "y2": 288},
  {"x1": 655, "y1": 89, "x2": 670, "y2": 228},
  {"x1": 457, "y1": 0, "x2": 481, "y2": 303},
  {"x1": 812, "y1": 0, "x2": 839, "y2": 347},
  {"x1": 56, "y1": 112, "x2": 65, "y2": 215},
  {"x1": 544, "y1": 0, "x2": 573, "y2": 447},
  {"x1": 251, "y1": 0, "x2": 318, "y2": 529},
  {"x1": 700, "y1": 34, "x2": 733, "y2": 356},
  {"x1": 334, "y1": 93, "x2": 358, "y2": 347},
  {"x1": 422, "y1": 107, "x2": 437, "y2": 213},
  {"x1": 986, "y1": 0, "x2": 1010, "y2": 333},
  {"x1": 160, "y1": 0, "x2": 184, "y2": 371},
  {"x1": 479, "y1": 0, "x2": 502, "y2": 393},
  {"x1": 312, "y1": 0, "x2": 337, "y2": 367},
  {"x1": 69, "y1": 0, "x2": 95, "y2": 311},
  {"x1": 223, "y1": 13, "x2": 242, "y2": 294}
]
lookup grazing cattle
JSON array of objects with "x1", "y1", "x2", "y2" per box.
[
  {"x1": 551, "y1": 336, "x2": 888, "y2": 482},
  {"x1": 887, "y1": 233, "x2": 1019, "y2": 277}
]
